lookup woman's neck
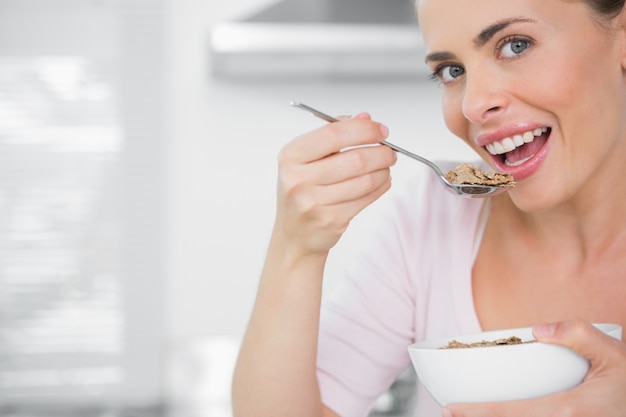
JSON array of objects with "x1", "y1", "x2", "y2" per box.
[{"x1": 494, "y1": 178, "x2": 626, "y2": 265}]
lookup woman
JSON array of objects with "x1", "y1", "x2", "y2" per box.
[{"x1": 231, "y1": 0, "x2": 626, "y2": 415}]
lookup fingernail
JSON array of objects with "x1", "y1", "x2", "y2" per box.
[
  {"x1": 379, "y1": 124, "x2": 389, "y2": 138},
  {"x1": 442, "y1": 408, "x2": 453, "y2": 417},
  {"x1": 352, "y1": 112, "x2": 368, "y2": 119},
  {"x1": 534, "y1": 322, "x2": 556, "y2": 338}
]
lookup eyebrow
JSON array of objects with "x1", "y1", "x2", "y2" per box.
[{"x1": 424, "y1": 17, "x2": 536, "y2": 64}]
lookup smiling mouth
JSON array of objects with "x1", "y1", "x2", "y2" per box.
[{"x1": 485, "y1": 127, "x2": 551, "y2": 167}]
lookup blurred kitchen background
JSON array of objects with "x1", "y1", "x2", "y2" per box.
[{"x1": 0, "y1": 0, "x2": 475, "y2": 416}]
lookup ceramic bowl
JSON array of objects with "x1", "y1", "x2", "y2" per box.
[{"x1": 407, "y1": 323, "x2": 622, "y2": 406}]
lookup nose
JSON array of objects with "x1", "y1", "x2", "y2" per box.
[{"x1": 461, "y1": 72, "x2": 510, "y2": 125}]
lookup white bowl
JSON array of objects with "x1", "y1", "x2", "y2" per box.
[{"x1": 407, "y1": 323, "x2": 622, "y2": 406}]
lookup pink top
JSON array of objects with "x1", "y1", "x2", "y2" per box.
[{"x1": 317, "y1": 163, "x2": 488, "y2": 417}]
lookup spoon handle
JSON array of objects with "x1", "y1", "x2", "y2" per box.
[
  {"x1": 290, "y1": 102, "x2": 446, "y2": 178},
  {"x1": 380, "y1": 141, "x2": 445, "y2": 178}
]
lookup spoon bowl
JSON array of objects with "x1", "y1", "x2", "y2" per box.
[{"x1": 291, "y1": 102, "x2": 512, "y2": 198}]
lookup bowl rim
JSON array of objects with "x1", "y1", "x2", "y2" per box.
[{"x1": 407, "y1": 322, "x2": 622, "y2": 351}]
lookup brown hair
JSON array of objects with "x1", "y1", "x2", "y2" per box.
[{"x1": 585, "y1": 0, "x2": 625, "y2": 18}]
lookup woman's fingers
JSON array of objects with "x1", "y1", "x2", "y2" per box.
[
  {"x1": 279, "y1": 142, "x2": 396, "y2": 218},
  {"x1": 532, "y1": 319, "x2": 624, "y2": 368},
  {"x1": 278, "y1": 117, "x2": 397, "y2": 208},
  {"x1": 336, "y1": 112, "x2": 371, "y2": 121},
  {"x1": 333, "y1": 173, "x2": 393, "y2": 219},
  {"x1": 316, "y1": 168, "x2": 393, "y2": 205},
  {"x1": 310, "y1": 143, "x2": 397, "y2": 185},
  {"x1": 282, "y1": 117, "x2": 389, "y2": 164},
  {"x1": 275, "y1": 113, "x2": 397, "y2": 254}
]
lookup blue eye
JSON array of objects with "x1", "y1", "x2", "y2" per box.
[
  {"x1": 430, "y1": 64, "x2": 465, "y2": 84},
  {"x1": 500, "y1": 37, "x2": 531, "y2": 59}
]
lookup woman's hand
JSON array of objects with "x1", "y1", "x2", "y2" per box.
[
  {"x1": 274, "y1": 112, "x2": 397, "y2": 256},
  {"x1": 443, "y1": 319, "x2": 626, "y2": 417}
]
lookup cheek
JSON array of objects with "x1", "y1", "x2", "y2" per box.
[
  {"x1": 523, "y1": 47, "x2": 619, "y2": 134},
  {"x1": 520, "y1": 60, "x2": 578, "y2": 109},
  {"x1": 521, "y1": 35, "x2": 620, "y2": 115},
  {"x1": 441, "y1": 93, "x2": 472, "y2": 145}
]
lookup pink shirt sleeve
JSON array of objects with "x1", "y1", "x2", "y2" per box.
[{"x1": 316, "y1": 164, "x2": 485, "y2": 417}]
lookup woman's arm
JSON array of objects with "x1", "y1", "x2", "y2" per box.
[{"x1": 231, "y1": 113, "x2": 396, "y2": 417}]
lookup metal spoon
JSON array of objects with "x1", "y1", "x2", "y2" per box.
[{"x1": 290, "y1": 102, "x2": 511, "y2": 198}]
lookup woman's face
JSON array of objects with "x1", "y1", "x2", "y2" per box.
[{"x1": 418, "y1": 0, "x2": 626, "y2": 210}]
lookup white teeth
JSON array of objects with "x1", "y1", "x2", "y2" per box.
[
  {"x1": 485, "y1": 127, "x2": 548, "y2": 155},
  {"x1": 501, "y1": 138, "x2": 516, "y2": 152},
  {"x1": 523, "y1": 131, "x2": 534, "y2": 143}
]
